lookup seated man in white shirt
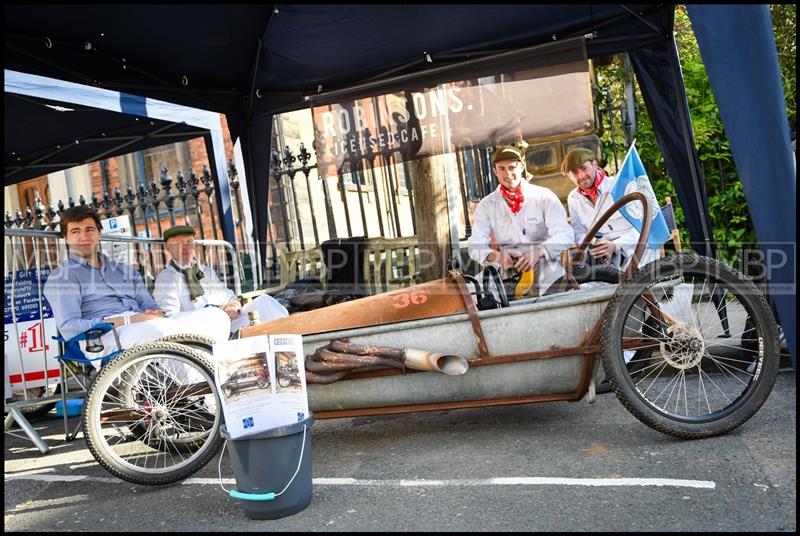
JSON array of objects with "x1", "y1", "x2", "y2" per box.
[
  {"x1": 467, "y1": 145, "x2": 575, "y2": 296},
  {"x1": 561, "y1": 148, "x2": 660, "y2": 270},
  {"x1": 153, "y1": 225, "x2": 288, "y2": 334},
  {"x1": 44, "y1": 205, "x2": 231, "y2": 361}
]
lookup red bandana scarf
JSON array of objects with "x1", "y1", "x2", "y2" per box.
[
  {"x1": 500, "y1": 185, "x2": 525, "y2": 214},
  {"x1": 577, "y1": 169, "x2": 606, "y2": 205}
]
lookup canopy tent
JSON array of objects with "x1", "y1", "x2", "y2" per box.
[
  {"x1": 5, "y1": 90, "x2": 207, "y2": 184},
  {"x1": 4, "y1": 4, "x2": 794, "y2": 365},
  {"x1": 3, "y1": 69, "x2": 246, "y2": 258},
  {"x1": 4, "y1": 74, "x2": 226, "y2": 184}
]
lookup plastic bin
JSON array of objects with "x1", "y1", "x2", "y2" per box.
[{"x1": 221, "y1": 414, "x2": 314, "y2": 520}]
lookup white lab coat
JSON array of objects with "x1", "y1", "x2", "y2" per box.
[
  {"x1": 468, "y1": 181, "x2": 575, "y2": 293},
  {"x1": 567, "y1": 176, "x2": 660, "y2": 270},
  {"x1": 153, "y1": 263, "x2": 288, "y2": 333}
]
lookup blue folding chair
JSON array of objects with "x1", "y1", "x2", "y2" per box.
[{"x1": 53, "y1": 322, "x2": 124, "y2": 440}]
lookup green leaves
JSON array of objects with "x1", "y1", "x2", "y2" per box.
[{"x1": 595, "y1": 5, "x2": 794, "y2": 262}]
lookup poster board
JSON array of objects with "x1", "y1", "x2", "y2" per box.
[
  {"x1": 213, "y1": 334, "x2": 309, "y2": 439},
  {"x1": 100, "y1": 214, "x2": 133, "y2": 264},
  {"x1": 4, "y1": 268, "x2": 58, "y2": 395}
]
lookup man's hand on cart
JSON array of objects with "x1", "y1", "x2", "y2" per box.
[
  {"x1": 588, "y1": 237, "x2": 618, "y2": 264},
  {"x1": 511, "y1": 246, "x2": 542, "y2": 272}
]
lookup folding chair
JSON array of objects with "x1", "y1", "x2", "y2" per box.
[
  {"x1": 52, "y1": 323, "x2": 124, "y2": 440},
  {"x1": 659, "y1": 196, "x2": 682, "y2": 255}
]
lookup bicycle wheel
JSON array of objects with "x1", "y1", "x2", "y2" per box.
[
  {"x1": 83, "y1": 341, "x2": 224, "y2": 485},
  {"x1": 600, "y1": 253, "x2": 780, "y2": 439}
]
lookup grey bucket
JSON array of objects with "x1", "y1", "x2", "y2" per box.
[{"x1": 221, "y1": 414, "x2": 314, "y2": 520}]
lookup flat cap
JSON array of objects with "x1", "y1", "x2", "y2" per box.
[
  {"x1": 561, "y1": 148, "x2": 596, "y2": 175},
  {"x1": 491, "y1": 145, "x2": 524, "y2": 164},
  {"x1": 162, "y1": 224, "x2": 195, "y2": 241}
]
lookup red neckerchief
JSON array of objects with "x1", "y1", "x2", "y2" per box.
[
  {"x1": 577, "y1": 169, "x2": 606, "y2": 204},
  {"x1": 500, "y1": 184, "x2": 524, "y2": 214}
]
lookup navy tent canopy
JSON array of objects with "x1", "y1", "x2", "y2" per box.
[
  {"x1": 4, "y1": 4, "x2": 794, "y2": 364},
  {"x1": 5, "y1": 91, "x2": 210, "y2": 184}
]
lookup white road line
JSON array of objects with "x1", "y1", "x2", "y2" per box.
[{"x1": 6, "y1": 473, "x2": 716, "y2": 489}]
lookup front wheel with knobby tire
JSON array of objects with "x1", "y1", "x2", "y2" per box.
[
  {"x1": 83, "y1": 341, "x2": 223, "y2": 485},
  {"x1": 600, "y1": 253, "x2": 780, "y2": 439}
]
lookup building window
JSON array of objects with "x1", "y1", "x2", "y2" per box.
[{"x1": 142, "y1": 142, "x2": 192, "y2": 184}]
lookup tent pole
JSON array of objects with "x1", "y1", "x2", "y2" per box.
[{"x1": 667, "y1": 35, "x2": 713, "y2": 257}]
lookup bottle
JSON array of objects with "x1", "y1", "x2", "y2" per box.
[
  {"x1": 248, "y1": 310, "x2": 260, "y2": 327},
  {"x1": 589, "y1": 232, "x2": 604, "y2": 249}
]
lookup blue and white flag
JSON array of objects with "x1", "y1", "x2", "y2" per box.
[{"x1": 609, "y1": 142, "x2": 671, "y2": 250}]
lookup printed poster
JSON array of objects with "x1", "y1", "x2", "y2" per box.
[{"x1": 213, "y1": 334, "x2": 309, "y2": 439}]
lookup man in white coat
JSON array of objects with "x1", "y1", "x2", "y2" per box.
[
  {"x1": 467, "y1": 146, "x2": 575, "y2": 295},
  {"x1": 153, "y1": 225, "x2": 288, "y2": 334},
  {"x1": 561, "y1": 148, "x2": 660, "y2": 270}
]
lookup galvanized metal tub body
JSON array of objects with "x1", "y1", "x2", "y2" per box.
[{"x1": 304, "y1": 286, "x2": 617, "y2": 411}]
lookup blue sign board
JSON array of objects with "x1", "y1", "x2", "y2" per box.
[{"x1": 4, "y1": 268, "x2": 54, "y2": 324}]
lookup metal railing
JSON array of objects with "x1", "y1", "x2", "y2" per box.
[
  {"x1": 4, "y1": 161, "x2": 260, "y2": 287},
  {"x1": 266, "y1": 140, "x2": 494, "y2": 278}
]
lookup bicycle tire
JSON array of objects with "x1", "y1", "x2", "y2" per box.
[
  {"x1": 572, "y1": 263, "x2": 622, "y2": 285},
  {"x1": 600, "y1": 253, "x2": 780, "y2": 439},
  {"x1": 83, "y1": 341, "x2": 224, "y2": 485},
  {"x1": 152, "y1": 333, "x2": 219, "y2": 354}
]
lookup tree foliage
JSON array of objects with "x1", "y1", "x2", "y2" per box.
[{"x1": 595, "y1": 5, "x2": 795, "y2": 264}]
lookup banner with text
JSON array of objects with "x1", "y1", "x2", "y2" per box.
[{"x1": 312, "y1": 61, "x2": 592, "y2": 178}]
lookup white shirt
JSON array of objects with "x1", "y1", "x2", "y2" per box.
[
  {"x1": 567, "y1": 175, "x2": 660, "y2": 269},
  {"x1": 468, "y1": 181, "x2": 575, "y2": 293},
  {"x1": 153, "y1": 262, "x2": 238, "y2": 317}
]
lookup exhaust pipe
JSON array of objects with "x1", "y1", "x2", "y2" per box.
[{"x1": 402, "y1": 349, "x2": 469, "y2": 376}]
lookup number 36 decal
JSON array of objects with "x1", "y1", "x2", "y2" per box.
[{"x1": 391, "y1": 290, "x2": 428, "y2": 308}]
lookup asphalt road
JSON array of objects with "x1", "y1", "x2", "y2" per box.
[{"x1": 4, "y1": 370, "x2": 795, "y2": 532}]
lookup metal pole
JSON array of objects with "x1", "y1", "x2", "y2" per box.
[
  {"x1": 400, "y1": 157, "x2": 417, "y2": 235},
  {"x1": 437, "y1": 88, "x2": 464, "y2": 267},
  {"x1": 364, "y1": 128, "x2": 386, "y2": 237},
  {"x1": 298, "y1": 144, "x2": 321, "y2": 245},
  {"x1": 455, "y1": 148, "x2": 472, "y2": 238},
  {"x1": 283, "y1": 147, "x2": 306, "y2": 250},
  {"x1": 270, "y1": 152, "x2": 292, "y2": 252},
  {"x1": 135, "y1": 183, "x2": 157, "y2": 273},
  {"x1": 350, "y1": 156, "x2": 370, "y2": 237},
  {"x1": 319, "y1": 170, "x2": 338, "y2": 240},
  {"x1": 337, "y1": 168, "x2": 354, "y2": 237},
  {"x1": 200, "y1": 165, "x2": 219, "y2": 241}
]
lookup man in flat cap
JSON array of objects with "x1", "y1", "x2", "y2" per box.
[
  {"x1": 154, "y1": 224, "x2": 288, "y2": 334},
  {"x1": 467, "y1": 145, "x2": 574, "y2": 295},
  {"x1": 561, "y1": 148, "x2": 659, "y2": 269},
  {"x1": 43, "y1": 206, "x2": 231, "y2": 361}
]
